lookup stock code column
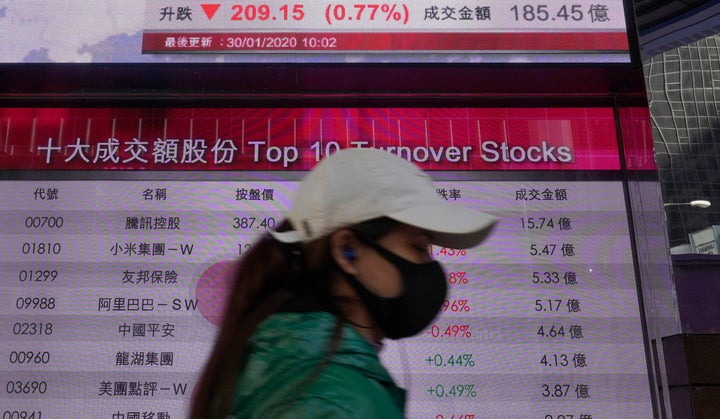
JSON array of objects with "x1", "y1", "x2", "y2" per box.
[
  {"x1": 0, "y1": 180, "x2": 289, "y2": 418},
  {"x1": 383, "y1": 180, "x2": 654, "y2": 419}
]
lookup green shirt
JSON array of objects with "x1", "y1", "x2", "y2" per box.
[{"x1": 230, "y1": 311, "x2": 406, "y2": 418}]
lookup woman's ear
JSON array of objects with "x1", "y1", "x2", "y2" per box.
[{"x1": 329, "y1": 228, "x2": 359, "y2": 275}]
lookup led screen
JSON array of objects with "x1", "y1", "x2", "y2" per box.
[
  {"x1": 0, "y1": 107, "x2": 654, "y2": 418},
  {"x1": 1, "y1": 0, "x2": 630, "y2": 63}
]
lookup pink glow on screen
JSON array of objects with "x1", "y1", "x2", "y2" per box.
[{"x1": 0, "y1": 107, "x2": 621, "y2": 171}]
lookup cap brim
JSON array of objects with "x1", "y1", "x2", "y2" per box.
[
  {"x1": 269, "y1": 229, "x2": 303, "y2": 244},
  {"x1": 270, "y1": 204, "x2": 498, "y2": 248},
  {"x1": 388, "y1": 203, "x2": 498, "y2": 249}
]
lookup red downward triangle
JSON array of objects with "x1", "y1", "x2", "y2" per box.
[{"x1": 201, "y1": 4, "x2": 221, "y2": 20}]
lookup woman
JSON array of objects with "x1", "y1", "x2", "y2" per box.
[{"x1": 190, "y1": 148, "x2": 497, "y2": 418}]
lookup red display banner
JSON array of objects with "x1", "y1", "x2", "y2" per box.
[
  {"x1": 141, "y1": 31, "x2": 629, "y2": 52},
  {"x1": 0, "y1": 108, "x2": 622, "y2": 171}
]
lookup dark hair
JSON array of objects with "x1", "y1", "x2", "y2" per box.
[{"x1": 190, "y1": 217, "x2": 398, "y2": 418}]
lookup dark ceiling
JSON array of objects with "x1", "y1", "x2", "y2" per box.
[
  {"x1": 634, "y1": 0, "x2": 720, "y2": 56},
  {"x1": 635, "y1": 0, "x2": 712, "y2": 30}
]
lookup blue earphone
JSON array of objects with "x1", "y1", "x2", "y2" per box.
[{"x1": 343, "y1": 249, "x2": 356, "y2": 260}]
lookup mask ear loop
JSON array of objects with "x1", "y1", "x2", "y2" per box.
[{"x1": 285, "y1": 244, "x2": 305, "y2": 289}]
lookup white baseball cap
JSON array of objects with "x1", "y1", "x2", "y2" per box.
[{"x1": 270, "y1": 148, "x2": 497, "y2": 249}]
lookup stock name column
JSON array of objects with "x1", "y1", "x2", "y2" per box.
[
  {"x1": 95, "y1": 181, "x2": 206, "y2": 419},
  {"x1": 394, "y1": 180, "x2": 652, "y2": 419}
]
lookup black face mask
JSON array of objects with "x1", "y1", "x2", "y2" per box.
[{"x1": 343, "y1": 235, "x2": 447, "y2": 340}]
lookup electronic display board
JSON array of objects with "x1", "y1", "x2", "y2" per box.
[
  {"x1": 0, "y1": 107, "x2": 655, "y2": 418},
  {"x1": 1, "y1": 0, "x2": 630, "y2": 63}
]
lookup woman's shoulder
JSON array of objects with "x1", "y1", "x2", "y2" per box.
[
  {"x1": 233, "y1": 311, "x2": 405, "y2": 418},
  {"x1": 233, "y1": 348, "x2": 405, "y2": 419},
  {"x1": 266, "y1": 363, "x2": 404, "y2": 418}
]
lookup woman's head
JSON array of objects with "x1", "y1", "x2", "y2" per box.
[{"x1": 270, "y1": 148, "x2": 498, "y2": 340}]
